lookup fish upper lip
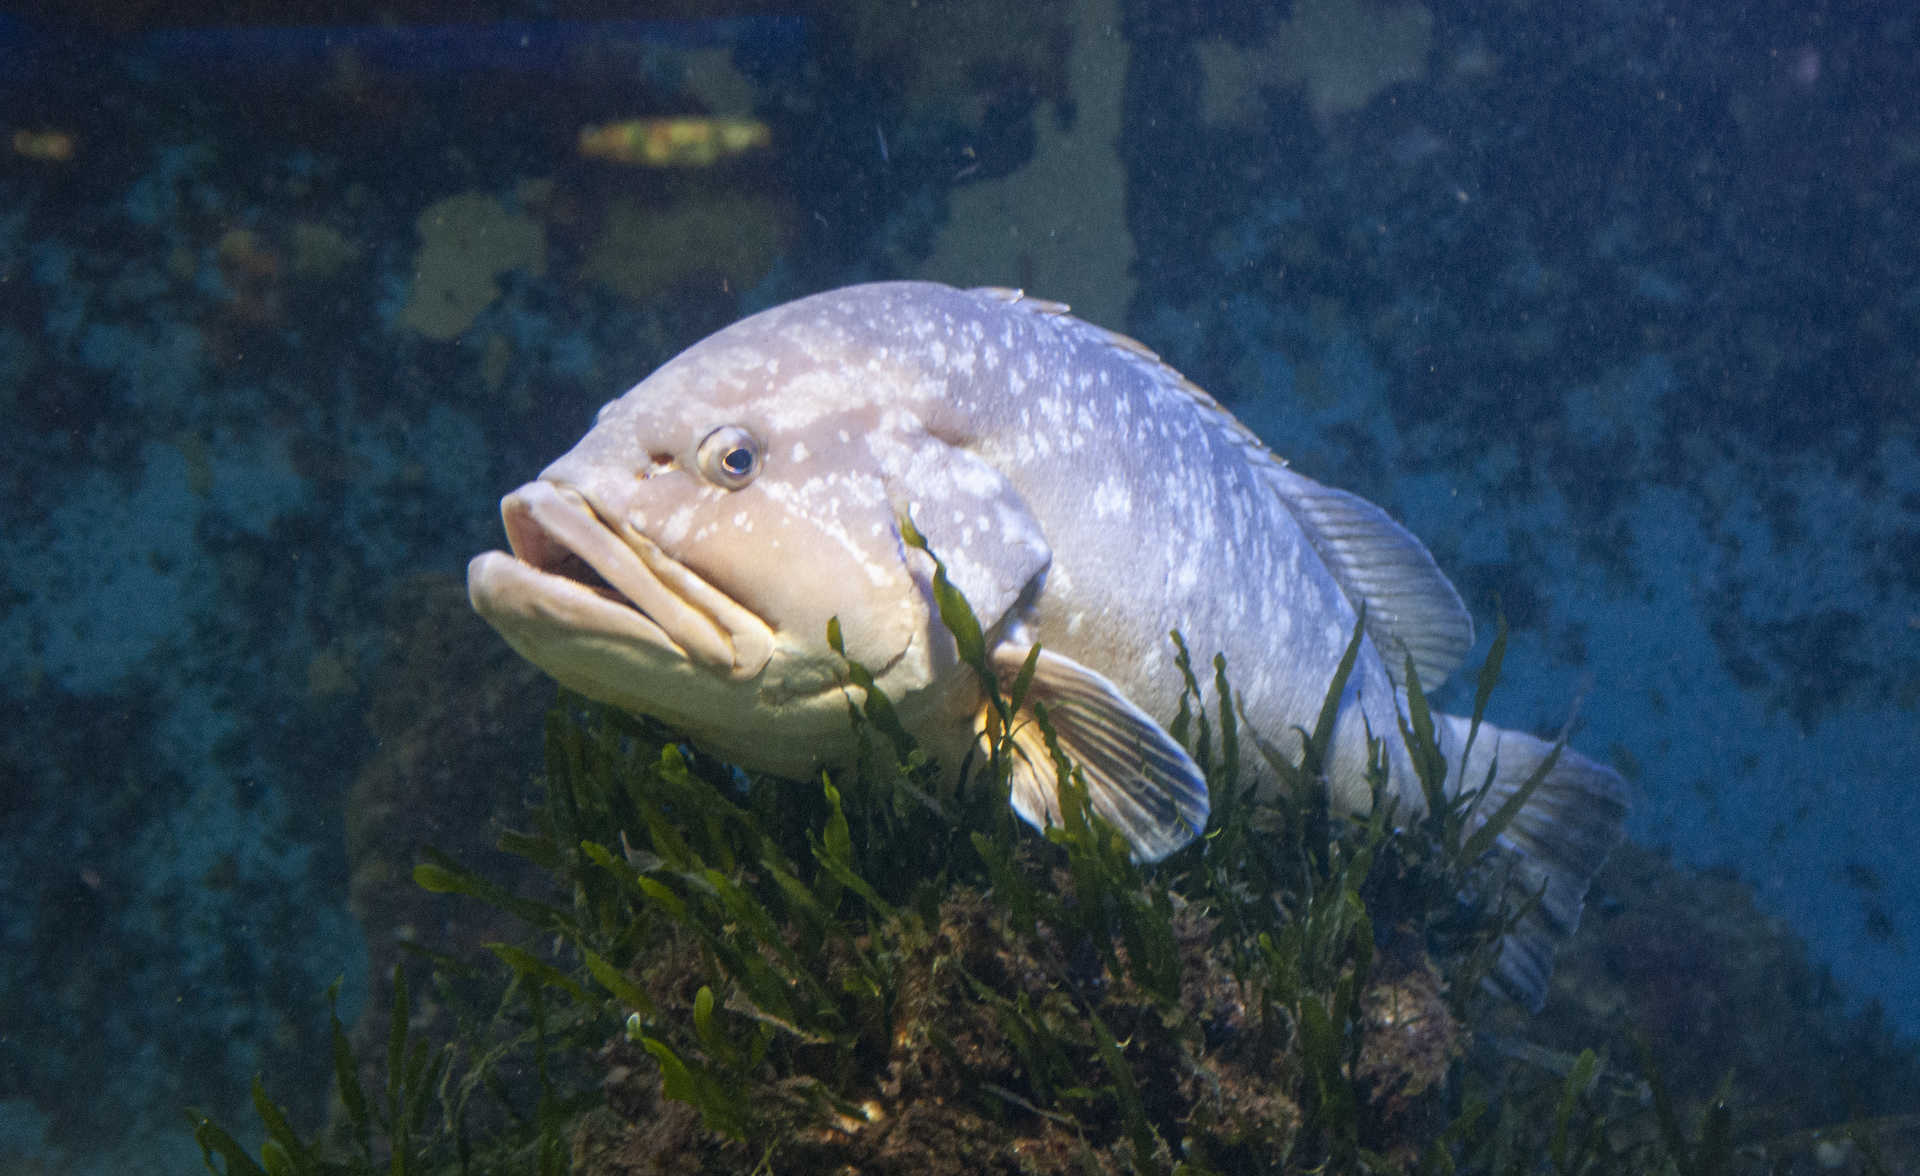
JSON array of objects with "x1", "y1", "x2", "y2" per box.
[{"x1": 499, "y1": 481, "x2": 774, "y2": 679}]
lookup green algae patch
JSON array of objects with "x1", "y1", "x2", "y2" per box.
[
  {"x1": 399, "y1": 192, "x2": 545, "y2": 342},
  {"x1": 582, "y1": 193, "x2": 786, "y2": 306}
]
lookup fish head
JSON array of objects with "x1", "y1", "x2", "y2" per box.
[{"x1": 467, "y1": 287, "x2": 1051, "y2": 775}]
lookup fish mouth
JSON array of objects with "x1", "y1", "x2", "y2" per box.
[{"x1": 472, "y1": 480, "x2": 774, "y2": 680}]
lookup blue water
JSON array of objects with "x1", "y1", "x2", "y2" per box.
[{"x1": 1, "y1": 3, "x2": 1913, "y2": 1170}]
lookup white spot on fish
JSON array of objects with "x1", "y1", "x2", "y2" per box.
[
  {"x1": 790, "y1": 441, "x2": 809, "y2": 464},
  {"x1": 662, "y1": 504, "x2": 697, "y2": 545},
  {"x1": 949, "y1": 456, "x2": 1004, "y2": 500},
  {"x1": 766, "y1": 371, "x2": 851, "y2": 430},
  {"x1": 1138, "y1": 645, "x2": 1165, "y2": 683},
  {"x1": 1091, "y1": 479, "x2": 1131, "y2": 519}
]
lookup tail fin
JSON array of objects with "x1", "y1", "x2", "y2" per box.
[{"x1": 1436, "y1": 713, "x2": 1629, "y2": 1009}]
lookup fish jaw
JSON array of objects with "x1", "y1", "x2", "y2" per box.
[{"x1": 467, "y1": 479, "x2": 775, "y2": 691}]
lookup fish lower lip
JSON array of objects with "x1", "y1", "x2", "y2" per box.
[{"x1": 499, "y1": 482, "x2": 774, "y2": 677}]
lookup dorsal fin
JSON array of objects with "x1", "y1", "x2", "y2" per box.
[
  {"x1": 975, "y1": 286, "x2": 1072, "y2": 316},
  {"x1": 1266, "y1": 465, "x2": 1474, "y2": 689}
]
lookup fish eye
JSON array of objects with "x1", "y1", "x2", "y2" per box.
[{"x1": 696, "y1": 425, "x2": 762, "y2": 489}]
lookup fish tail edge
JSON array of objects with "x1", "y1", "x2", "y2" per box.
[{"x1": 1438, "y1": 713, "x2": 1630, "y2": 1010}]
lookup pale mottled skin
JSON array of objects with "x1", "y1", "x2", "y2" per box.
[
  {"x1": 470, "y1": 281, "x2": 1625, "y2": 1003},
  {"x1": 480, "y1": 284, "x2": 1380, "y2": 797}
]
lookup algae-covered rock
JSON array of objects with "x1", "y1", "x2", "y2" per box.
[
  {"x1": 919, "y1": 0, "x2": 1135, "y2": 329},
  {"x1": 1487, "y1": 841, "x2": 1920, "y2": 1170},
  {"x1": 571, "y1": 884, "x2": 1324, "y2": 1175},
  {"x1": 842, "y1": 0, "x2": 1071, "y2": 123},
  {"x1": 583, "y1": 192, "x2": 785, "y2": 305},
  {"x1": 399, "y1": 191, "x2": 546, "y2": 341},
  {"x1": 342, "y1": 573, "x2": 549, "y2": 1070},
  {"x1": 289, "y1": 220, "x2": 359, "y2": 280},
  {"x1": 1196, "y1": 0, "x2": 1434, "y2": 124},
  {"x1": 215, "y1": 226, "x2": 283, "y2": 325}
]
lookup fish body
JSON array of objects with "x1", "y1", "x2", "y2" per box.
[{"x1": 469, "y1": 281, "x2": 1625, "y2": 1004}]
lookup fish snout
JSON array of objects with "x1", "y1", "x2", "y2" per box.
[{"x1": 499, "y1": 480, "x2": 773, "y2": 679}]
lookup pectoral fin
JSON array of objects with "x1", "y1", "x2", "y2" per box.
[{"x1": 978, "y1": 644, "x2": 1208, "y2": 862}]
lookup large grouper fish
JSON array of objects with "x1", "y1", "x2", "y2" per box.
[{"x1": 468, "y1": 281, "x2": 1626, "y2": 1005}]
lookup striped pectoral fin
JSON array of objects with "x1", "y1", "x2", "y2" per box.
[{"x1": 980, "y1": 644, "x2": 1209, "y2": 862}]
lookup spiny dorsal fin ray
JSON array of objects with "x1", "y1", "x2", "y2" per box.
[
  {"x1": 1266, "y1": 465, "x2": 1475, "y2": 689},
  {"x1": 980, "y1": 643, "x2": 1208, "y2": 863}
]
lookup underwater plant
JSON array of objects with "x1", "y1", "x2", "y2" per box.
[{"x1": 186, "y1": 549, "x2": 1901, "y2": 1175}]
